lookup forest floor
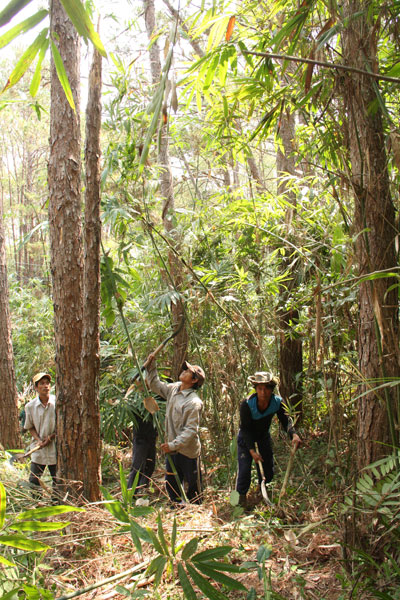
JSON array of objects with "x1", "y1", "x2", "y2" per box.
[{"x1": 1, "y1": 437, "x2": 350, "y2": 600}]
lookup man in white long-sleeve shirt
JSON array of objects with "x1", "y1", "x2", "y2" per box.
[{"x1": 145, "y1": 356, "x2": 205, "y2": 504}]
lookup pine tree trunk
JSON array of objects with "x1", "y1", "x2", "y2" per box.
[
  {"x1": 48, "y1": 0, "x2": 84, "y2": 496},
  {"x1": 0, "y1": 199, "x2": 20, "y2": 450},
  {"x1": 342, "y1": 0, "x2": 400, "y2": 468},
  {"x1": 81, "y1": 46, "x2": 103, "y2": 502}
]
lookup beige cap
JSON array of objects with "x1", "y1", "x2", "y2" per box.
[{"x1": 32, "y1": 372, "x2": 52, "y2": 385}]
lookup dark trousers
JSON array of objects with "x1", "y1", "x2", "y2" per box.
[
  {"x1": 165, "y1": 453, "x2": 202, "y2": 504},
  {"x1": 236, "y1": 432, "x2": 274, "y2": 495},
  {"x1": 127, "y1": 437, "x2": 156, "y2": 491},
  {"x1": 29, "y1": 462, "x2": 59, "y2": 501}
]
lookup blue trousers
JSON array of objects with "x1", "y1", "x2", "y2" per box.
[
  {"x1": 236, "y1": 432, "x2": 274, "y2": 495},
  {"x1": 165, "y1": 453, "x2": 202, "y2": 504}
]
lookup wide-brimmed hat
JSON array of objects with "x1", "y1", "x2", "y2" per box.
[
  {"x1": 32, "y1": 372, "x2": 52, "y2": 385},
  {"x1": 248, "y1": 371, "x2": 279, "y2": 387},
  {"x1": 183, "y1": 361, "x2": 205, "y2": 387}
]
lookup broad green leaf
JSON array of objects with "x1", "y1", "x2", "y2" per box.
[
  {"x1": 171, "y1": 517, "x2": 177, "y2": 556},
  {"x1": 146, "y1": 528, "x2": 164, "y2": 555},
  {"x1": 119, "y1": 462, "x2": 128, "y2": 499},
  {"x1": 194, "y1": 562, "x2": 246, "y2": 591},
  {"x1": 193, "y1": 560, "x2": 244, "y2": 573},
  {"x1": 101, "y1": 500, "x2": 130, "y2": 523},
  {"x1": 192, "y1": 546, "x2": 232, "y2": 562},
  {"x1": 2, "y1": 28, "x2": 48, "y2": 93},
  {"x1": 385, "y1": 62, "x2": 400, "y2": 78},
  {"x1": 30, "y1": 35, "x2": 49, "y2": 97},
  {"x1": 129, "y1": 519, "x2": 152, "y2": 544},
  {"x1": 177, "y1": 563, "x2": 198, "y2": 600},
  {"x1": 206, "y1": 16, "x2": 230, "y2": 51},
  {"x1": 0, "y1": 0, "x2": 33, "y2": 27},
  {"x1": 18, "y1": 505, "x2": 84, "y2": 520},
  {"x1": 50, "y1": 39, "x2": 75, "y2": 110},
  {"x1": 0, "y1": 9, "x2": 48, "y2": 49},
  {"x1": 0, "y1": 554, "x2": 16, "y2": 567},
  {"x1": 0, "y1": 589, "x2": 20, "y2": 600},
  {"x1": 60, "y1": 0, "x2": 106, "y2": 57},
  {"x1": 0, "y1": 482, "x2": 5, "y2": 528},
  {"x1": 181, "y1": 537, "x2": 199, "y2": 560},
  {"x1": 157, "y1": 513, "x2": 170, "y2": 557},
  {"x1": 146, "y1": 555, "x2": 167, "y2": 586},
  {"x1": 0, "y1": 534, "x2": 50, "y2": 552},
  {"x1": 10, "y1": 521, "x2": 69, "y2": 532},
  {"x1": 203, "y1": 53, "x2": 220, "y2": 90},
  {"x1": 186, "y1": 563, "x2": 228, "y2": 600},
  {"x1": 139, "y1": 44, "x2": 173, "y2": 171},
  {"x1": 129, "y1": 522, "x2": 142, "y2": 556},
  {"x1": 229, "y1": 490, "x2": 239, "y2": 506}
]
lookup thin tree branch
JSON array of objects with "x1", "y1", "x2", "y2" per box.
[{"x1": 242, "y1": 51, "x2": 400, "y2": 84}]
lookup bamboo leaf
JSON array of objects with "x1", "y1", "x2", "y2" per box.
[
  {"x1": 2, "y1": 28, "x2": 48, "y2": 93},
  {"x1": 101, "y1": 499, "x2": 130, "y2": 523},
  {"x1": 60, "y1": 0, "x2": 106, "y2": 57},
  {"x1": 206, "y1": 15, "x2": 230, "y2": 51},
  {"x1": 18, "y1": 505, "x2": 84, "y2": 520},
  {"x1": 192, "y1": 546, "x2": 232, "y2": 562},
  {"x1": 194, "y1": 562, "x2": 247, "y2": 591},
  {"x1": 177, "y1": 563, "x2": 198, "y2": 600},
  {"x1": 147, "y1": 555, "x2": 167, "y2": 586},
  {"x1": 146, "y1": 527, "x2": 164, "y2": 554},
  {"x1": 193, "y1": 560, "x2": 244, "y2": 573},
  {"x1": 0, "y1": 534, "x2": 50, "y2": 552},
  {"x1": 171, "y1": 517, "x2": 177, "y2": 556},
  {"x1": 29, "y1": 35, "x2": 49, "y2": 97},
  {"x1": 0, "y1": 9, "x2": 48, "y2": 49},
  {"x1": 181, "y1": 537, "x2": 199, "y2": 560},
  {"x1": 129, "y1": 522, "x2": 142, "y2": 556},
  {"x1": 186, "y1": 563, "x2": 228, "y2": 600},
  {"x1": 0, "y1": 555, "x2": 15, "y2": 567},
  {"x1": 157, "y1": 513, "x2": 170, "y2": 557},
  {"x1": 0, "y1": 0, "x2": 33, "y2": 27},
  {"x1": 0, "y1": 483, "x2": 5, "y2": 529},
  {"x1": 50, "y1": 39, "x2": 75, "y2": 111}
]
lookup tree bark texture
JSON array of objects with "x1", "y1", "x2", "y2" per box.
[
  {"x1": 342, "y1": 0, "x2": 400, "y2": 468},
  {"x1": 276, "y1": 105, "x2": 303, "y2": 418},
  {"x1": 0, "y1": 198, "x2": 20, "y2": 449},
  {"x1": 48, "y1": 0, "x2": 84, "y2": 494},
  {"x1": 81, "y1": 47, "x2": 103, "y2": 502},
  {"x1": 143, "y1": 0, "x2": 188, "y2": 379}
]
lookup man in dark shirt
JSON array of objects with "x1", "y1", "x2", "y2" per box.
[{"x1": 236, "y1": 371, "x2": 301, "y2": 508}]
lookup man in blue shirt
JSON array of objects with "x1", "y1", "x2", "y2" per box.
[{"x1": 236, "y1": 371, "x2": 301, "y2": 508}]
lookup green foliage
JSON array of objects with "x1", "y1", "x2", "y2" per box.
[
  {"x1": 8, "y1": 276, "x2": 54, "y2": 386},
  {"x1": 0, "y1": 0, "x2": 105, "y2": 107},
  {"x1": 101, "y1": 472, "x2": 248, "y2": 600},
  {"x1": 0, "y1": 481, "x2": 84, "y2": 595}
]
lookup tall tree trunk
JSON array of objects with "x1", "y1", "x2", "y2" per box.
[
  {"x1": 277, "y1": 105, "x2": 303, "y2": 418},
  {"x1": 342, "y1": 0, "x2": 400, "y2": 468},
  {"x1": 143, "y1": 0, "x2": 188, "y2": 378},
  {"x1": 48, "y1": 0, "x2": 84, "y2": 496},
  {"x1": 81, "y1": 46, "x2": 103, "y2": 502},
  {"x1": 0, "y1": 194, "x2": 20, "y2": 450}
]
